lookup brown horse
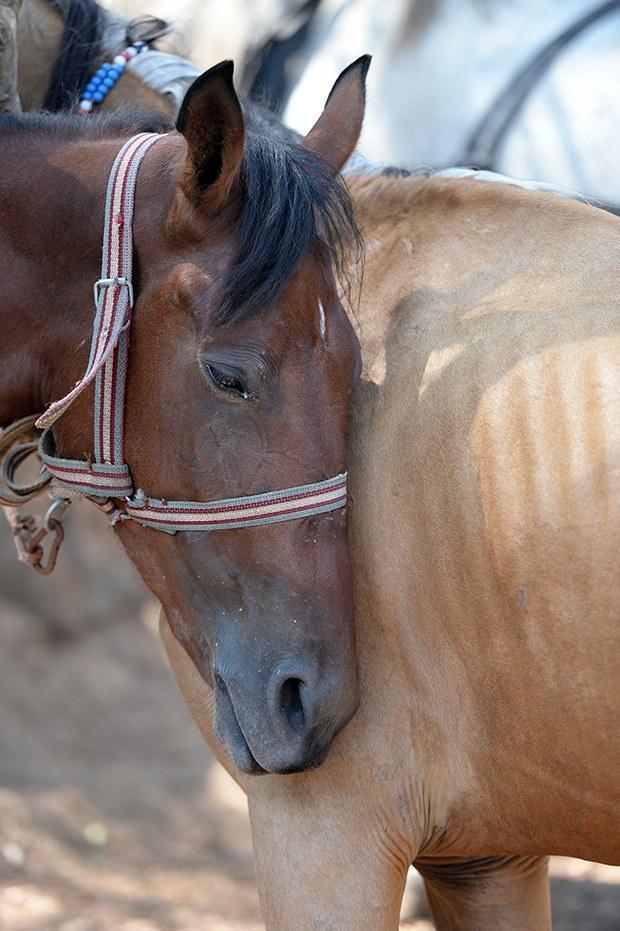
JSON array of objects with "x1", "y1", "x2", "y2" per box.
[{"x1": 0, "y1": 56, "x2": 368, "y2": 775}]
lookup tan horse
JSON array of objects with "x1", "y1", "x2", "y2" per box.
[{"x1": 163, "y1": 172, "x2": 620, "y2": 929}]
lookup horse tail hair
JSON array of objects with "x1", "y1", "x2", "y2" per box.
[{"x1": 43, "y1": 0, "x2": 103, "y2": 111}]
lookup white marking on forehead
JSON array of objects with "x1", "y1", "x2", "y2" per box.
[{"x1": 318, "y1": 299, "x2": 327, "y2": 342}]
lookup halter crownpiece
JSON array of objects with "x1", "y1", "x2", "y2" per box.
[{"x1": 35, "y1": 133, "x2": 348, "y2": 533}]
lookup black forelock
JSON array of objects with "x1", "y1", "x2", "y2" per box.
[{"x1": 216, "y1": 126, "x2": 363, "y2": 325}]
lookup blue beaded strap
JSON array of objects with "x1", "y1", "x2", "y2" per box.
[{"x1": 76, "y1": 42, "x2": 148, "y2": 114}]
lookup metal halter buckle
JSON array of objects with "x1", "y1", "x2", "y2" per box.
[{"x1": 93, "y1": 276, "x2": 134, "y2": 310}]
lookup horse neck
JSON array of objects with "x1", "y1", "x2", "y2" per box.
[{"x1": 0, "y1": 130, "x2": 119, "y2": 425}]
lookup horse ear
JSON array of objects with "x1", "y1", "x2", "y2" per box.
[
  {"x1": 302, "y1": 55, "x2": 371, "y2": 174},
  {"x1": 176, "y1": 61, "x2": 245, "y2": 210}
]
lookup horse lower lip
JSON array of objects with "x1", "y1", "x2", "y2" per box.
[
  {"x1": 214, "y1": 685, "x2": 267, "y2": 775},
  {"x1": 231, "y1": 738, "x2": 267, "y2": 776}
]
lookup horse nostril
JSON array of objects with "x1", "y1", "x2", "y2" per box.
[
  {"x1": 214, "y1": 671, "x2": 227, "y2": 692},
  {"x1": 278, "y1": 677, "x2": 306, "y2": 733}
]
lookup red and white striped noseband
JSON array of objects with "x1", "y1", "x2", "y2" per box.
[{"x1": 36, "y1": 133, "x2": 347, "y2": 533}]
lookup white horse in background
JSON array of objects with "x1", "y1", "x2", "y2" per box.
[{"x1": 279, "y1": 0, "x2": 620, "y2": 206}]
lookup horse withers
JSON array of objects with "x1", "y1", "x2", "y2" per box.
[{"x1": 0, "y1": 57, "x2": 368, "y2": 775}]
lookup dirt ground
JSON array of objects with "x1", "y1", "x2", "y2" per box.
[{"x1": 0, "y1": 504, "x2": 618, "y2": 930}]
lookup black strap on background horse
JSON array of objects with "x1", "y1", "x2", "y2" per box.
[
  {"x1": 245, "y1": 0, "x2": 321, "y2": 112},
  {"x1": 460, "y1": 0, "x2": 620, "y2": 215}
]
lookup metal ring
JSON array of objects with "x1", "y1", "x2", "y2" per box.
[
  {"x1": 44, "y1": 497, "x2": 71, "y2": 532},
  {"x1": 2, "y1": 441, "x2": 51, "y2": 499},
  {"x1": 0, "y1": 416, "x2": 51, "y2": 506}
]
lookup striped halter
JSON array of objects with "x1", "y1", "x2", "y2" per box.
[{"x1": 35, "y1": 133, "x2": 347, "y2": 533}]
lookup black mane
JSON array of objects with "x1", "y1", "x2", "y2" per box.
[
  {"x1": 0, "y1": 107, "x2": 173, "y2": 139},
  {"x1": 44, "y1": 0, "x2": 103, "y2": 111},
  {"x1": 219, "y1": 118, "x2": 362, "y2": 324}
]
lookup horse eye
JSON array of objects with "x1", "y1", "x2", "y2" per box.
[{"x1": 203, "y1": 363, "x2": 253, "y2": 400}]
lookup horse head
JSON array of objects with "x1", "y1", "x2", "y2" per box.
[{"x1": 39, "y1": 58, "x2": 368, "y2": 774}]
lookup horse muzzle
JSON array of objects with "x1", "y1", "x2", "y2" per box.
[{"x1": 212, "y1": 650, "x2": 359, "y2": 775}]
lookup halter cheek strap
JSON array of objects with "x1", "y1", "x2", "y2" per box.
[{"x1": 35, "y1": 133, "x2": 348, "y2": 533}]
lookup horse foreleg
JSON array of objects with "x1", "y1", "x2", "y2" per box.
[
  {"x1": 416, "y1": 855, "x2": 551, "y2": 931},
  {"x1": 248, "y1": 783, "x2": 409, "y2": 930},
  {"x1": 0, "y1": 0, "x2": 22, "y2": 112}
]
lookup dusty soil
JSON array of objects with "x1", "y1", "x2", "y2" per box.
[{"x1": 0, "y1": 504, "x2": 618, "y2": 929}]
